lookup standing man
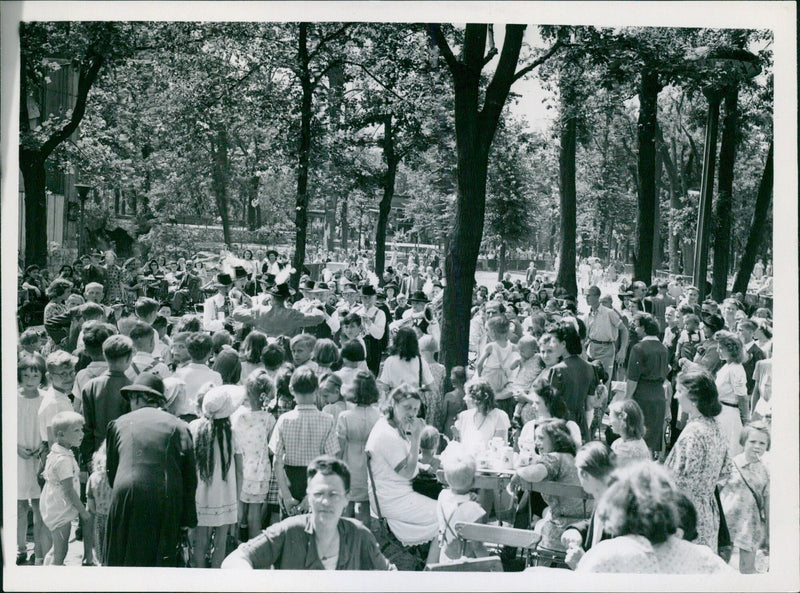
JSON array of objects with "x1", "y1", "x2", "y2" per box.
[
  {"x1": 582, "y1": 286, "x2": 622, "y2": 381},
  {"x1": 400, "y1": 265, "x2": 422, "y2": 297},
  {"x1": 352, "y1": 284, "x2": 386, "y2": 376},
  {"x1": 203, "y1": 273, "x2": 234, "y2": 332}
]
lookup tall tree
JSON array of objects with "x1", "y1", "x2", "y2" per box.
[{"x1": 428, "y1": 23, "x2": 562, "y2": 372}]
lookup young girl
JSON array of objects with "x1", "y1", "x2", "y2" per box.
[
  {"x1": 238, "y1": 330, "x2": 267, "y2": 384},
  {"x1": 86, "y1": 443, "x2": 112, "y2": 566},
  {"x1": 40, "y1": 411, "x2": 88, "y2": 565},
  {"x1": 419, "y1": 335, "x2": 445, "y2": 429},
  {"x1": 312, "y1": 338, "x2": 341, "y2": 376},
  {"x1": 17, "y1": 353, "x2": 47, "y2": 565},
  {"x1": 264, "y1": 364, "x2": 295, "y2": 525},
  {"x1": 189, "y1": 386, "x2": 244, "y2": 568},
  {"x1": 441, "y1": 366, "x2": 467, "y2": 441},
  {"x1": 320, "y1": 373, "x2": 348, "y2": 422},
  {"x1": 334, "y1": 370, "x2": 381, "y2": 525},
  {"x1": 607, "y1": 399, "x2": 651, "y2": 467},
  {"x1": 721, "y1": 421, "x2": 770, "y2": 574},
  {"x1": 232, "y1": 370, "x2": 277, "y2": 542}
]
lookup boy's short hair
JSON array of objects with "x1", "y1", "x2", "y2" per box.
[
  {"x1": 176, "y1": 316, "x2": 201, "y2": 333},
  {"x1": 82, "y1": 321, "x2": 116, "y2": 355},
  {"x1": 450, "y1": 365, "x2": 467, "y2": 386},
  {"x1": 737, "y1": 319, "x2": 757, "y2": 333},
  {"x1": 341, "y1": 312, "x2": 363, "y2": 327},
  {"x1": 186, "y1": 332, "x2": 213, "y2": 361},
  {"x1": 341, "y1": 339, "x2": 366, "y2": 362},
  {"x1": 443, "y1": 452, "x2": 476, "y2": 491},
  {"x1": 103, "y1": 334, "x2": 134, "y2": 361},
  {"x1": 50, "y1": 410, "x2": 84, "y2": 437},
  {"x1": 261, "y1": 343, "x2": 286, "y2": 369},
  {"x1": 152, "y1": 315, "x2": 168, "y2": 331},
  {"x1": 211, "y1": 330, "x2": 233, "y2": 353},
  {"x1": 517, "y1": 335, "x2": 538, "y2": 352},
  {"x1": 419, "y1": 426, "x2": 440, "y2": 451},
  {"x1": 677, "y1": 304, "x2": 695, "y2": 316},
  {"x1": 129, "y1": 320, "x2": 155, "y2": 343},
  {"x1": 290, "y1": 366, "x2": 318, "y2": 396},
  {"x1": 683, "y1": 314, "x2": 700, "y2": 327},
  {"x1": 486, "y1": 315, "x2": 510, "y2": 335},
  {"x1": 290, "y1": 333, "x2": 316, "y2": 349},
  {"x1": 171, "y1": 331, "x2": 190, "y2": 345},
  {"x1": 46, "y1": 350, "x2": 77, "y2": 373},
  {"x1": 134, "y1": 297, "x2": 160, "y2": 319},
  {"x1": 81, "y1": 302, "x2": 106, "y2": 321}
]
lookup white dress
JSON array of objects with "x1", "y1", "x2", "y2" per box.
[
  {"x1": 364, "y1": 417, "x2": 438, "y2": 546},
  {"x1": 455, "y1": 408, "x2": 511, "y2": 456},
  {"x1": 231, "y1": 408, "x2": 276, "y2": 504},
  {"x1": 18, "y1": 391, "x2": 44, "y2": 499},
  {"x1": 715, "y1": 363, "x2": 746, "y2": 456},
  {"x1": 189, "y1": 419, "x2": 242, "y2": 526}
]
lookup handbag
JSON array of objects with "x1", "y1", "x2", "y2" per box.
[
  {"x1": 416, "y1": 355, "x2": 428, "y2": 420},
  {"x1": 734, "y1": 460, "x2": 768, "y2": 524},
  {"x1": 714, "y1": 486, "x2": 733, "y2": 562},
  {"x1": 365, "y1": 452, "x2": 427, "y2": 571}
]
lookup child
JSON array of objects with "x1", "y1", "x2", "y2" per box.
[
  {"x1": 173, "y1": 332, "x2": 223, "y2": 408},
  {"x1": 335, "y1": 370, "x2": 382, "y2": 524},
  {"x1": 320, "y1": 373, "x2": 348, "y2": 421},
  {"x1": 168, "y1": 331, "x2": 192, "y2": 372},
  {"x1": 17, "y1": 353, "x2": 47, "y2": 565},
  {"x1": 335, "y1": 339, "x2": 369, "y2": 396},
  {"x1": 339, "y1": 312, "x2": 366, "y2": 351},
  {"x1": 476, "y1": 315, "x2": 520, "y2": 420},
  {"x1": 269, "y1": 367, "x2": 339, "y2": 517},
  {"x1": 441, "y1": 366, "x2": 468, "y2": 441},
  {"x1": 510, "y1": 336, "x2": 546, "y2": 429},
  {"x1": 260, "y1": 342, "x2": 286, "y2": 381},
  {"x1": 607, "y1": 400, "x2": 651, "y2": 467},
  {"x1": 39, "y1": 411, "x2": 89, "y2": 565},
  {"x1": 289, "y1": 333, "x2": 318, "y2": 373},
  {"x1": 189, "y1": 385, "x2": 244, "y2": 568},
  {"x1": 86, "y1": 443, "x2": 112, "y2": 566},
  {"x1": 721, "y1": 421, "x2": 770, "y2": 574},
  {"x1": 263, "y1": 364, "x2": 295, "y2": 525},
  {"x1": 19, "y1": 327, "x2": 45, "y2": 356},
  {"x1": 419, "y1": 335, "x2": 445, "y2": 429},
  {"x1": 238, "y1": 330, "x2": 267, "y2": 384},
  {"x1": 311, "y1": 338, "x2": 341, "y2": 376},
  {"x1": 586, "y1": 360, "x2": 610, "y2": 442},
  {"x1": 436, "y1": 445, "x2": 488, "y2": 564},
  {"x1": 676, "y1": 313, "x2": 703, "y2": 363},
  {"x1": 413, "y1": 426, "x2": 444, "y2": 501},
  {"x1": 232, "y1": 370, "x2": 277, "y2": 541}
]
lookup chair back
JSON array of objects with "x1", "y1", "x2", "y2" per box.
[
  {"x1": 455, "y1": 522, "x2": 541, "y2": 550},
  {"x1": 425, "y1": 556, "x2": 503, "y2": 572}
]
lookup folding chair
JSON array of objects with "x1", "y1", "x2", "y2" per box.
[
  {"x1": 518, "y1": 480, "x2": 592, "y2": 568},
  {"x1": 425, "y1": 556, "x2": 503, "y2": 572},
  {"x1": 454, "y1": 521, "x2": 542, "y2": 568}
]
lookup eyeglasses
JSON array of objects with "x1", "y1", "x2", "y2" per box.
[
  {"x1": 50, "y1": 368, "x2": 76, "y2": 378},
  {"x1": 308, "y1": 490, "x2": 345, "y2": 502}
]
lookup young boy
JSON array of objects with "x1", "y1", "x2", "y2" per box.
[
  {"x1": 676, "y1": 313, "x2": 702, "y2": 363},
  {"x1": 476, "y1": 315, "x2": 519, "y2": 419},
  {"x1": 436, "y1": 450, "x2": 488, "y2": 564},
  {"x1": 125, "y1": 320, "x2": 170, "y2": 380},
  {"x1": 40, "y1": 411, "x2": 89, "y2": 565},
  {"x1": 269, "y1": 367, "x2": 339, "y2": 516},
  {"x1": 172, "y1": 332, "x2": 222, "y2": 406},
  {"x1": 441, "y1": 366, "x2": 467, "y2": 441},
  {"x1": 289, "y1": 333, "x2": 318, "y2": 373},
  {"x1": 510, "y1": 336, "x2": 545, "y2": 429},
  {"x1": 168, "y1": 331, "x2": 192, "y2": 371}
]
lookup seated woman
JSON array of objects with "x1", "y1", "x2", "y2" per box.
[
  {"x1": 576, "y1": 461, "x2": 734, "y2": 574},
  {"x1": 510, "y1": 419, "x2": 586, "y2": 552},
  {"x1": 364, "y1": 384, "x2": 439, "y2": 564},
  {"x1": 221, "y1": 456, "x2": 393, "y2": 570}
]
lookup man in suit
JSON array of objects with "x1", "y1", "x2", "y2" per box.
[
  {"x1": 351, "y1": 284, "x2": 386, "y2": 375},
  {"x1": 203, "y1": 273, "x2": 234, "y2": 332},
  {"x1": 400, "y1": 264, "x2": 423, "y2": 296}
]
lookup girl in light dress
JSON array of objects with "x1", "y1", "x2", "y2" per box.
[
  {"x1": 714, "y1": 331, "x2": 748, "y2": 456},
  {"x1": 238, "y1": 331, "x2": 267, "y2": 385},
  {"x1": 16, "y1": 353, "x2": 48, "y2": 565},
  {"x1": 607, "y1": 399, "x2": 651, "y2": 467},
  {"x1": 232, "y1": 370, "x2": 277, "y2": 542},
  {"x1": 320, "y1": 373, "x2": 349, "y2": 423}
]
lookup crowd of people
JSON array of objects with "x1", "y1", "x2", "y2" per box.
[{"x1": 15, "y1": 245, "x2": 772, "y2": 574}]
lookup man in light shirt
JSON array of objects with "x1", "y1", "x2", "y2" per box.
[
  {"x1": 582, "y1": 286, "x2": 621, "y2": 380},
  {"x1": 125, "y1": 320, "x2": 171, "y2": 380}
]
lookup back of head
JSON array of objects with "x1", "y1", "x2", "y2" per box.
[
  {"x1": 82, "y1": 321, "x2": 116, "y2": 356},
  {"x1": 134, "y1": 297, "x2": 159, "y2": 320},
  {"x1": 341, "y1": 339, "x2": 366, "y2": 363},
  {"x1": 290, "y1": 365, "x2": 318, "y2": 396},
  {"x1": 441, "y1": 443, "x2": 476, "y2": 492},
  {"x1": 211, "y1": 330, "x2": 233, "y2": 354},
  {"x1": 677, "y1": 369, "x2": 721, "y2": 417},
  {"x1": 261, "y1": 343, "x2": 286, "y2": 370},
  {"x1": 245, "y1": 369, "x2": 276, "y2": 410},
  {"x1": 102, "y1": 334, "x2": 133, "y2": 362},
  {"x1": 419, "y1": 426, "x2": 440, "y2": 451},
  {"x1": 312, "y1": 338, "x2": 340, "y2": 367},
  {"x1": 177, "y1": 316, "x2": 201, "y2": 333},
  {"x1": 129, "y1": 320, "x2": 155, "y2": 346},
  {"x1": 393, "y1": 327, "x2": 419, "y2": 360},
  {"x1": 575, "y1": 441, "x2": 616, "y2": 481},
  {"x1": 350, "y1": 370, "x2": 379, "y2": 406},
  {"x1": 187, "y1": 332, "x2": 213, "y2": 361},
  {"x1": 418, "y1": 334, "x2": 439, "y2": 355},
  {"x1": 81, "y1": 302, "x2": 106, "y2": 322}
]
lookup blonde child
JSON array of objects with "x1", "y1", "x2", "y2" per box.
[
  {"x1": 510, "y1": 335, "x2": 546, "y2": 428},
  {"x1": 335, "y1": 370, "x2": 381, "y2": 524},
  {"x1": 436, "y1": 445, "x2": 488, "y2": 564},
  {"x1": 86, "y1": 443, "x2": 112, "y2": 565},
  {"x1": 232, "y1": 370, "x2": 277, "y2": 542},
  {"x1": 607, "y1": 400, "x2": 651, "y2": 467},
  {"x1": 419, "y1": 335, "x2": 445, "y2": 429},
  {"x1": 721, "y1": 421, "x2": 770, "y2": 574},
  {"x1": 476, "y1": 315, "x2": 520, "y2": 420},
  {"x1": 320, "y1": 373, "x2": 348, "y2": 422},
  {"x1": 40, "y1": 411, "x2": 89, "y2": 565},
  {"x1": 17, "y1": 353, "x2": 47, "y2": 565}
]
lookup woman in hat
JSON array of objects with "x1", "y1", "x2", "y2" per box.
[
  {"x1": 104, "y1": 373, "x2": 198, "y2": 566},
  {"x1": 189, "y1": 385, "x2": 244, "y2": 568}
]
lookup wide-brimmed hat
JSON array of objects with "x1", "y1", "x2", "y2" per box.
[
  {"x1": 259, "y1": 273, "x2": 276, "y2": 288},
  {"x1": 299, "y1": 279, "x2": 316, "y2": 291},
  {"x1": 342, "y1": 282, "x2": 357, "y2": 294},
  {"x1": 233, "y1": 266, "x2": 249, "y2": 280},
  {"x1": 383, "y1": 282, "x2": 399, "y2": 294},
  {"x1": 314, "y1": 282, "x2": 331, "y2": 292},
  {"x1": 269, "y1": 283, "x2": 295, "y2": 299},
  {"x1": 215, "y1": 273, "x2": 233, "y2": 287},
  {"x1": 360, "y1": 284, "x2": 377, "y2": 297},
  {"x1": 409, "y1": 290, "x2": 429, "y2": 303},
  {"x1": 265, "y1": 249, "x2": 279, "y2": 259},
  {"x1": 701, "y1": 312, "x2": 725, "y2": 334},
  {"x1": 201, "y1": 385, "x2": 239, "y2": 420},
  {"x1": 121, "y1": 372, "x2": 166, "y2": 403}
]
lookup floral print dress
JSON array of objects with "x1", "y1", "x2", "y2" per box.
[
  {"x1": 665, "y1": 415, "x2": 731, "y2": 552},
  {"x1": 720, "y1": 453, "x2": 769, "y2": 552}
]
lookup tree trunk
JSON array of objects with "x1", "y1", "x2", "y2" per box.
[
  {"x1": 658, "y1": 129, "x2": 682, "y2": 274},
  {"x1": 497, "y1": 241, "x2": 507, "y2": 281},
  {"x1": 556, "y1": 112, "x2": 578, "y2": 296},
  {"x1": 20, "y1": 153, "x2": 49, "y2": 268},
  {"x1": 651, "y1": 141, "x2": 663, "y2": 272},
  {"x1": 340, "y1": 195, "x2": 349, "y2": 252},
  {"x1": 732, "y1": 141, "x2": 772, "y2": 294},
  {"x1": 292, "y1": 22, "x2": 312, "y2": 286},
  {"x1": 375, "y1": 115, "x2": 397, "y2": 278},
  {"x1": 211, "y1": 126, "x2": 232, "y2": 246},
  {"x1": 711, "y1": 85, "x2": 739, "y2": 301},
  {"x1": 247, "y1": 174, "x2": 259, "y2": 231},
  {"x1": 633, "y1": 68, "x2": 661, "y2": 285},
  {"x1": 326, "y1": 61, "x2": 346, "y2": 252}
]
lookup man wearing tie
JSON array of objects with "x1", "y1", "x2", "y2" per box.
[
  {"x1": 203, "y1": 273, "x2": 234, "y2": 332},
  {"x1": 401, "y1": 265, "x2": 422, "y2": 296}
]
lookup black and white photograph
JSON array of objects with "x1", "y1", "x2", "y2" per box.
[{"x1": 2, "y1": 1, "x2": 797, "y2": 591}]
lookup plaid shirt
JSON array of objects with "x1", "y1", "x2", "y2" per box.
[{"x1": 269, "y1": 404, "x2": 339, "y2": 466}]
